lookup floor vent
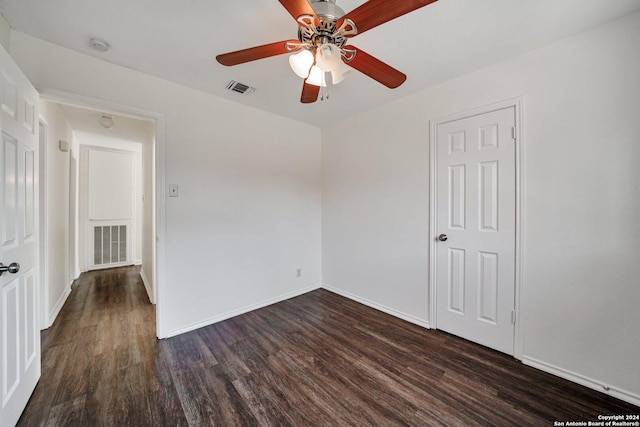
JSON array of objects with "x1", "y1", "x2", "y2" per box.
[
  {"x1": 94, "y1": 225, "x2": 127, "y2": 266},
  {"x1": 226, "y1": 80, "x2": 255, "y2": 96}
]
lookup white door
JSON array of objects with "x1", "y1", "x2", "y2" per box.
[
  {"x1": 435, "y1": 106, "x2": 516, "y2": 355},
  {"x1": 0, "y1": 46, "x2": 40, "y2": 425},
  {"x1": 84, "y1": 147, "x2": 134, "y2": 270}
]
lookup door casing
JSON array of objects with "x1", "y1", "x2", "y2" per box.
[{"x1": 429, "y1": 97, "x2": 524, "y2": 359}]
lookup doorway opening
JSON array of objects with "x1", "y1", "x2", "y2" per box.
[{"x1": 37, "y1": 91, "x2": 163, "y2": 336}]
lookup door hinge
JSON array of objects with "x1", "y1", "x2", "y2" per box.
[
  {"x1": 511, "y1": 310, "x2": 517, "y2": 324},
  {"x1": 511, "y1": 126, "x2": 517, "y2": 140}
]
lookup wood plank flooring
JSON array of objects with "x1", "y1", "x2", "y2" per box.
[{"x1": 18, "y1": 266, "x2": 638, "y2": 426}]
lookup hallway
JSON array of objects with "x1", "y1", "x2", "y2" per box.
[
  {"x1": 17, "y1": 267, "x2": 639, "y2": 426},
  {"x1": 17, "y1": 266, "x2": 180, "y2": 425}
]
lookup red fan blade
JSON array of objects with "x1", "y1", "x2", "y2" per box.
[
  {"x1": 337, "y1": 0, "x2": 438, "y2": 37},
  {"x1": 343, "y1": 45, "x2": 407, "y2": 89},
  {"x1": 279, "y1": 0, "x2": 320, "y2": 26},
  {"x1": 301, "y1": 82, "x2": 320, "y2": 103},
  {"x1": 216, "y1": 40, "x2": 300, "y2": 66}
]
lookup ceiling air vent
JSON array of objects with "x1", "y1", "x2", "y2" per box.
[{"x1": 226, "y1": 80, "x2": 255, "y2": 96}]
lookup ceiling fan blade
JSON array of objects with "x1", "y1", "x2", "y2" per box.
[
  {"x1": 279, "y1": 0, "x2": 320, "y2": 26},
  {"x1": 337, "y1": 0, "x2": 438, "y2": 36},
  {"x1": 216, "y1": 40, "x2": 301, "y2": 66},
  {"x1": 301, "y1": 82, "x2": 320, "y2": 103},
  {"x1": 343, "y1": 45, "x2": 407, "y2": 89}
]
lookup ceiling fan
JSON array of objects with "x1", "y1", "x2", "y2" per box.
[{"x1": 216, "y1": 0, "x2": 438, "y2": 103}]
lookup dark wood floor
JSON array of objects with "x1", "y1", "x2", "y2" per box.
[{"x1": 18, "y1": 267, "x2": 638, "y2": 426}]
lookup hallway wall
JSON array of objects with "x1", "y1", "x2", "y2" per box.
[{"x1": 39, "y1": 100, "x2": 76, "y2": 326}]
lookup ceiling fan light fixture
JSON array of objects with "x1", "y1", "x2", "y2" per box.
[
  {"x1": 315, "y1": 43, "x2": 343, "y2": 73},
  {"x1": 331, "y1": 66, "x2": 351, "y2": 85},
  {"x1": 305, "y1": 65, "x2": 327, "y2": 87},
  {"x1": 289, "y1": 49, "x2": 314, "y2": 78},
  {"x1": 215, "y1": 0, "x2": 436, "y2": 103}
]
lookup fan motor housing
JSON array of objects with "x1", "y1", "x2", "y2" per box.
[
  {"x1": 310, "y1": 0, "x2": 345, "y2": 20},
  {"x1": 299, "y1": 0, "x2": 348, "y2": 48}
]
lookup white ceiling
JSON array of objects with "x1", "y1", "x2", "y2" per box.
[
  {"x1": 3, "y1": 0, "x2": 640, "y2": 127},
  {"x1": 55, "y1": 103, "x2": 154, "y2": 143}
]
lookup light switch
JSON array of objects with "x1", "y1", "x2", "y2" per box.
[{"x1": 169, "y1": 185, "x2": 179, "y2": 197}]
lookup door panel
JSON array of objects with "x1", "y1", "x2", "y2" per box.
[
  {"x1": 478, "y1": 251, "x2": 498, "y2": 323},
  {"x1": 448, "y1": 164, "x2": 466, "y2": 229},
  {"x1": 85, "y1": 147, "x2": 134, "y2": 270},
  {"x1": 0, "y1": 45, "x2": 40, "y2": 427},
  {"x1": 436, "y1": 107, "x2": 516, "y2": 355},
  {"x1": 479, "y1": 161, "x2": 498, "y2": 231},
  {"x1": 24, "y1": 269, "x2": 37, "y2": 369},
  {"x1": 2, "y1": 278, "x2": 19, "y2": 400},
  {"x1": 24, "y1": 148, "x2": 35, "y2": 241},
  {"x1": 2, "y1": 136, "x2": 17, "y2": 247},
  {"x1": 448, "y1": 248, "x2": 465, "y2": 313}
]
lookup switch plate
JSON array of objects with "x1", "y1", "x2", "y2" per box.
[{"x1": 169, "y1": 185, "x2": 179, "y2": 197}]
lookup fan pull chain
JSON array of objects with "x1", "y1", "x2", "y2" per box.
[{"x1": 320, "y1": 85, "x2": 329, "y2": 101}]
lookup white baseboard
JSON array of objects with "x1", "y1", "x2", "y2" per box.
[
  {"x1": 321, "y1": 284, "x2": 431, "y2": 329},
  {"x1": 139, "y1": 268, "x2": 154, "y2": 304},
  {"x1": 48, "y1": 285, "x2": 71, "y2": 328},
  {"x1": 163, "y1": 284, "x2": 322, "y2": 339},
  {"x1": 522, "y1": 356, "x2": 640, "y2": 407}
]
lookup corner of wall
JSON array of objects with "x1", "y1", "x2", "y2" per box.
[
  {"x1": 47, "y1": 284, "x2": 71, "y2": 328},
  {"x1": 0, "y1": 13, "x2": 11, "y2": 53},
  {"x1": 522, "y1": 356, "x2": 640, "y2": 408},
  {"x1": 140, "y1": 268, "x2": 155, "y2": 304},
  {"x1": 321, "y1": 284, "x2": 431, "y2": 330}
]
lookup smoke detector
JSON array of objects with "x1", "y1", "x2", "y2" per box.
[
  {"x1": 99, "y1": 115, "x2": 114, "y2": 129},
  {"x1": 89, "y1": 37, "x2": 110, "y2": 52}
]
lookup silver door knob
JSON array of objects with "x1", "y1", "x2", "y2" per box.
[
  {"x1": 0, "y1": 262, "x2": 20, "y2": 276},
  {"x1": 438, "y1": 234, "x2": 448, "y2": 242}
]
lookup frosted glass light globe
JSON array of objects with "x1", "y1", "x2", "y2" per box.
[
  {"x1": 289, "y1": 50, "x2": 314, "y2": 78},
  {"x1": 315, "y1": 43, "x2": 343, "y2": 73}
]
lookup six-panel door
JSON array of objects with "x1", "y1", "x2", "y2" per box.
[
  {"x1": 0, "y1": 45, "x2": 40, "y2": 427},
  {"x1": 435, "y1": 107, "x2": 516, "y2": 355}
]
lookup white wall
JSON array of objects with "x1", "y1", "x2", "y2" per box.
[
  {"x1": 69, "y1": 139, "x2": 80, "y2": 281},
  {"x1": 0, "y1": 13, "x2": 9, "y2": 52},
  {"x1": 322, "y1": 11, "x2": 640, "y2": 403},
  {"x1": 9, "y1": 31, "x2": 323, "y2": 338},
  {"x1": 39, "y1": 101, "x2": 74, "y2": 326}
]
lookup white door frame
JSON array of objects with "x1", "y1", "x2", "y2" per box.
[
  {"x1": 37, "y1": 89, "x2": 168, "y2": 339},
  {"x1": 429, "y1": 97, "x2": 525, "y2": 359},
  {"x1": 37, "y1": 118, "x2": 49, "y2": 330}
]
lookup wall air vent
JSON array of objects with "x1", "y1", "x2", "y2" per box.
[
  {"x1": 93, "y1": 225, "x2": 127, "y2": 266},
  {"x1": 226, "y1": 80, "x2": 255, "y2": 96}
]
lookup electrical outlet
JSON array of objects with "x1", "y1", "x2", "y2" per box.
[
  {"x1": 169, "y1": 185, "x2": 179, "y2": 197},
  {"x1": 297, "y1": 268, "x2": 302, "y2": 278}
]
